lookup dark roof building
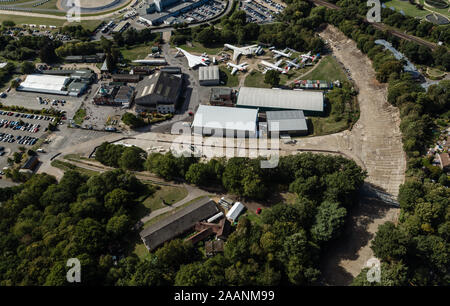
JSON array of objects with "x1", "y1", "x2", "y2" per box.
[
  {"x1": 139, "y1": 197, "x2": 219, "y2": 251},
  {"x1": 210, "y1": 87, "x2": 234, "y2": 106},
  {"x1": 266, "y1": 110, "x2": 308, "y2": 136},
  {"x1": 21, "y1": 156, "x2": 39, "y2": 171},
  {"x1": 112, "y1": 74, "x2": 141, "y2": 83},
  {"x1": 135, "y1": 71, "x2": 182, "y2": 113},
  {"x1": 205, "y1": 240, "x2": 224, "y2": 257}
]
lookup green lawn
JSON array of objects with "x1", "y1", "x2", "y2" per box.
[
  {"x1": 120, "y1": 44, "x2": 151, "y2": 62},
  {"x1": 142, "y1": 185, "x2": 188, "y2": 212},
  {"x1": 244, "y1": 70, "x2": 271, "y2": 88},
  {"x1": 73, "y1": 108, "x2": 86, "y2": 125},
  {"x1": 51, "y1": 160, "x2": 98, "y2": 176},
  {"x1": 384, "y1": 0, "x2": 430, "y2": 18},
  {"x1": 309, "y1": 116, "x2": 350, "y2": 136},
  {"x1": 301, "y1": 55, "x2": 348, "y2": 82},
  {"x1": 419, "y1": 0, "x2": 450, "y2": 18},
  {"x1": 0, "y1": 15, "x2": 66, "y2": 27},
  {"x1": 219, "y1": 66, "x2": 239, "y2": 87}
]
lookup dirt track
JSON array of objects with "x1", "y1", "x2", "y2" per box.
[{"x1": 311, "y1": 25, "x2": 405, "y2": 285}]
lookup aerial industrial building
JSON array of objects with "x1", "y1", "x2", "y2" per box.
[
  {"x1": 236, "y1": 87, "x2": 324, "y2": 115},
  {"x1": 17, "y1": 74, "x2": 71, "y2": 95},
  {"x1": 139, "y1": 197, "x2": 219, "y2": 251},
  {"x1": 266, "y1": 110, "x2": 308, "y2": 136},
  {"x1": 199, "y1": 66, "x2": 220, "y2": 86},
  {"x1": 134, "y1": 71, "x2": 183, "y2": 113},
  {"x1": 93, "y1": 84, "x2": 135, "y2": 107},
  {"x1": 192, "y1": 105, "x2": 258, "y2": 138}
]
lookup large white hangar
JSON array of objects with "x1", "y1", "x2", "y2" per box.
[
  {"x1": 17, "y1": 74, "x2": 70, "y2": 95},
  {"x1": 236, "y1": 87, "x2": 324, "y2": 115},
  {"x1": 192, "y1": 105, "x2": 258, "y2": 138}
]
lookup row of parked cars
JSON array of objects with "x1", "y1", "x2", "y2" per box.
[
  {"x1": 0, "y1": 133, "x2": 38, "y2": 146},
  {"x1": 0, "y1": 119, "x2": 41, "y2": 133},
  {"x1": 0, "y1": 110, "x2": 54, "y2": 121}
]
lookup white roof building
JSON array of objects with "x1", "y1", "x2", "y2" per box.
[
  {"x1": 17, "y1": 74, "x2": 70, "y2": 95},
  {"x1": 199, "y1": 66, "x2": 220, "y2": 86},
  {"x1": 192, "y1": 105, "x2": 258, "y2": 138},
  {"x1": 226, "y1": 202, "x2": 245, "y2": 222},
  {"x1": 236, "y1": 87, "x2": 324, "y2": 113}
]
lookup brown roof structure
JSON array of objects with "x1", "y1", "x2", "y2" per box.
[
  {"x1": 438, "y1": 153, "x2": 450, "y2": 170},
  {"x1": 205, "y1": 240, "x2": 224, "y2": 257},
  {"x1": 140, "y1": 197, "x2": 219, "y2": 251}
]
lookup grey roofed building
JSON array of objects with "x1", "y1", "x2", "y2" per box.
[
  {"x1": 134, "y1": 71, "x2": 182, "y2": 113},
  {"x1": 140, "y1": 197, "x2": 219, "y2": 251},
  {"x1": 236, "y1": 87, "x2": 324, "y2": 114},
  {"x1": 266, "y1": 110, "x2": 308, "y2": 136},
  {"x1": 192, "y1": 104, "x2": 258, "y2": 138},
  {"x1": 199, "y1": 66, "x2": 219, "y2": 86}
]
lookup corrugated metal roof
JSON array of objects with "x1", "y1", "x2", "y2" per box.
[
  {"x1": 199, "y1": 66, "x2": 219, "y2": 81},
  {"x1": 192, "y1": 105, "x2": 258, "y2": 133},
  {"x1": 18, "y1": 74, "x2": 70, "y2": 93},
  {"x1": 237, "y1": 87, "x2": 324, "y2": 112},
  {"x1": 226, "y1": 202, "x2": 245, "y2": 222},
  {"x1": 266, "y1": 110, "x2": 308, "y2": 132}
]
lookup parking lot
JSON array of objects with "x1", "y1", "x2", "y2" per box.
[
  {"x1": 242, "y1": 0, "x2": 284, "y2": 24},
  {"x1": 0, "y1": 110, "x2": 53, "y2": 170},
  {"x1": 1, "y1": 89, "x2": 86, "y2": 120},
  {"x1": 179, "y1": 0, "x2": 226, "y2": 23}
]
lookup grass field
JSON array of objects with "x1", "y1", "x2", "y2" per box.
[
  {"x1": 219, "y1": 66, "x2": 239, "y2": 87},
  {"x1": 301, "y1": 55, "x2": 348, "y2": 82},
  {"x1": 120, "y1": 44, "x2": 151, "y2": 61},
  {"x1": 244, "y1": 70, "x2": 271, "y2": 88},
  {"x1": 0, "y1": 14, "x2": 66, "y2": 27},
  {"x1": 384, "y1": 0, "x2": 430, "y2": 18},
  {"x1": 73, "y1": 107, "x2": 86, "y2": 125},
  {"x1": 142, "y1": 185, "x2": 188, "y2": 212},
  {"x1": 50, "y1": 159, "x2": 98, "y2": 176},
  {"x1": 419, "y1": 0, "x2": 450, "y2": 18}
]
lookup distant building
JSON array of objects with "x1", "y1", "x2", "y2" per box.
[
  {"x1": 226, "y1": 201, "x2": 245, "y2": 222},
  {"x1": 134, "y1": 71, "x2": 183, "y2": 113},
  {"x1": 93, "y1": 84, "x2": 135, "y2": 107},
  {"x1": 112, "y1": 74, "x2": 141, "y2": 83},
  {"x1": 199, "y1": 66, "x2": 219, "y2": 86},
  {"x1": 65, "y1": 53, "x2": 106, "y2": 63},
  {"x1": 21, "y1": 156, "x2": 39, "y2": 172},
  {"x1": 131, "y1": 66, "x2": 155, "y2": 76},
  {"x1": 236, "y1": 87, "x2": 324, "y2": 115},
  {"x1": 438, "y1": 153, "x2": 450, "y2": 172},
  {"x1": 139, "y1": 197, "x2": 219, "y2": 251},
  {"x1": 112, "y1": 21, "x2": 130, "y2": 33},
  {"x1": 17, "y1": 74, "x2": 70, "y2": 95},
  {"x1": 192, "y1": 105, "x2": 258, "y2": 138},
  {"x1": 205, "y1": 240, "x2": 224, "y2": 257},
  {"x1": 266, "y1": 110, "x2": 308, "y2": 136},
  {"x1": 209, "y1": 87, "x2": 234, "y2": 106}
]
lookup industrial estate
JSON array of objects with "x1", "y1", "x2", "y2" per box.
[{"x1": 0, "y1": 0, "x2": 448, "y2": 293}]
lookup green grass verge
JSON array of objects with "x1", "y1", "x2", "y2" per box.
[
  {"x1": 142, "y1": 185, "x2": 188, "y2": 212},
  {"x1": 51, "y1": 159, "x2": 98, "y2": 176},
  {"x1": 301, "y1": 55, "x2": 348, "y2": 82},
  {"x1": 244, "y1": 70, "x2": 271, "y2": 88},
  {"x1": 120, "y1": 44, "x2": 151, "y2": 62},
  {"x1": 219, "y1": 65, "x2": 239, "y2": 87},
  {"x1": 384, "y1": 0, "x2": 430, "y2": 18},
  {"x1": 73, "y1": 107, "x2": 86, "y2": 125}
]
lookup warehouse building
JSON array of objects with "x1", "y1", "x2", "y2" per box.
[
  {"x1": 112, "y1": 74, "x2": 141, "y2": 83},
  {"x1": 192, "y1": 105, "x2": 258, "y2": 138},
  {"x1": 17, "y1": 74, "x2": 70, "y2": 95},
  {"x1": 134, "y1": 71, "x2": 183, "y2": 113},
  {"x1": 199, "y1": 66, "x2": 220, "y2": 86},
  {"x1": 140, "y1": 197, "x2": 219, "y2": 251},
  {"x1": 209, "y1": 87, "x2": 234, "y2": 106},
  {"x1": 266, "y1": 110, "x2": 308, "y2": 136},
  {"x1": 236, "y1": 87, "x2": 324, "y2": 115}
]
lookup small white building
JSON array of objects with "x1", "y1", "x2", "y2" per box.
[{"x1": 226, "y1": 202, "x2": 245, "y2": 222}]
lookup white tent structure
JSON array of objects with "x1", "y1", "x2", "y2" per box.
[
  {"x1": 17, "y1": 74, "x2": 70, "y2": 95},
  {"x1": 226, "y1": 202, "x2": 245, "y2": 222}
]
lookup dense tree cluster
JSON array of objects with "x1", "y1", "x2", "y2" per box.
[
  {"x1": 112, "y1": 27, "x2": 161, "y2": 48},
  {"x1": 0, "y1": 35, "x2": 60, "y2": 63},
  {"x1": 121, "y1": 112, "x2": 145, "y2": 129},
  {"x1": 144, "y1": 152, "x2": 366, "y2": 203},
  {"x1": 60, "y1": 25, "x2": 93, "y2": 41},
  {"x1": 95, "y1": 143, "x2": 147, "y2": 171},
  {"x1": 0, "y1": 170, "x2": 149, "y2": 285},
  {"x1": 171, "y1": 2, "x2": 324, "y2": 53}
]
